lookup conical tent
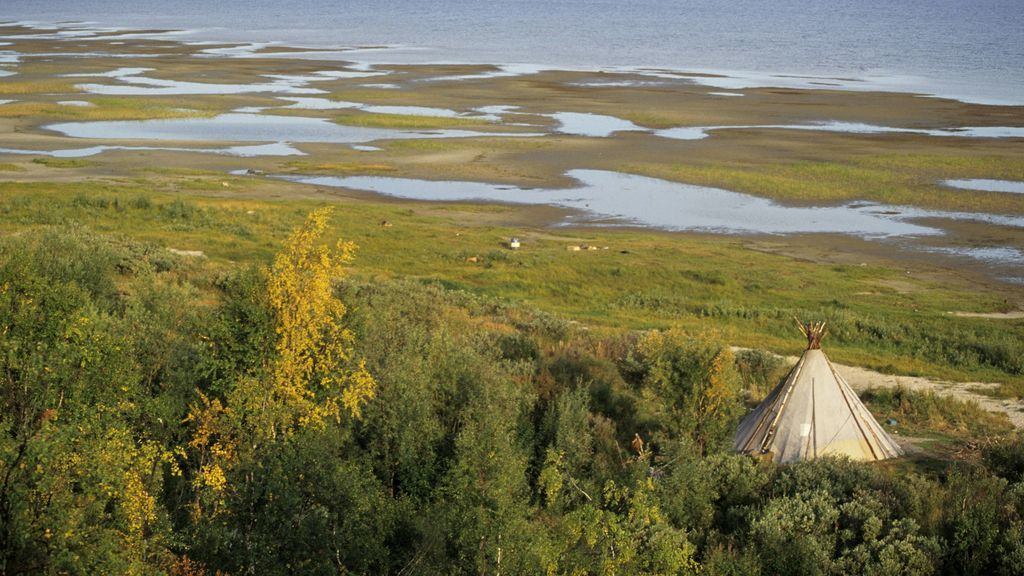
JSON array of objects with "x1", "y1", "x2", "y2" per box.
[{"x1": 734, "y1": 322, "x2": 903, "y2": 464}]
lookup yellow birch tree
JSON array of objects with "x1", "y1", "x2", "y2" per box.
[
  {"x1": 264, "y1": 206, "x2": 376, "y2": 433},
  {"x1": 186, "y1": 207, "x2": 375, "y2": 519}
]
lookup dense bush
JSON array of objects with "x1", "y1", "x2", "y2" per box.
[
  {"x1": 860, "y1": 387, "x2": 1014, "y2": 438},
  {"x1": 1, "y1": 223, "x2": 1022, "y2": 575}
]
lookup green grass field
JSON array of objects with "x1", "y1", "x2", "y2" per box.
[
  {"x1": 1, "y1": 53, "x2": 1021, "y2": 397},
  {"x1": 0, "y1": 96, "x2": 220, "y2": 120},
  {"x1": 1, "y1": 175, "x2": 1020, "y2": 394},
  {"x1": 625, "y1": 152, "x2": 1024, "y2": 213},
  {"x1": 334, "y1": 111, "x2": 496, "y2": 129}
]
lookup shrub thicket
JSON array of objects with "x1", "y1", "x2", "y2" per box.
[{"x1": 1, "y1": 222, "x2": 1022, "y2": 575}]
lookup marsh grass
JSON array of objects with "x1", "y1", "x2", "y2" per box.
[
  {"x1": 143, "y1": 167, "x2": 225, "y2": 177},
  {"x1": 0, "y1": 79, "x2": 82, "y2": 95},
  {"x1": 624, "y1": 153, "x2": 1024, "y2": 214},
  {"x1": 283, "y1": 161, "x2": 396, "y2": 174},
  {"x1": 0, "y1": 96, "x2": 217, "y2": 120},
  {"x1": 31, "y1": 157, "x2": 92, "y2": 168},
  {"x1": 334, "y1": 112, "x2": 490, "y2": 129},
  {"x1": 617, "y1": 110, "x2": 690, "y2": 129},
  {"x1": 0, "y1": 163, "x2": 25, "y2": 172},
  {"x1": 328, "y1": 89, "x2": 414, "y2": 104},
  {"x1": 0, "y1": 178, "x2": 1021, "y2": 393},
  {"x1": 383, "y1": 137, "x2": 553, "y2": 154},
  {"x1": 90, "y1": 96, "x2": 219, "y2": 119},
  {"x1": 735, "y1": 348, "x2": 787, "y2": 403}
]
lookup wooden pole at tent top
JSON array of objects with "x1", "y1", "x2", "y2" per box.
[{"x1": 794, "y1": 318, "x2": 828, "y2": 350}]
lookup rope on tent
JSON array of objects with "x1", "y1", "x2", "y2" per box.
[
  {"x1": 827, "y1": 358, "x2": 895, "y2": 459},
  {"x1": 822, "y1": 411, "x2": 856, "y2": 453}
]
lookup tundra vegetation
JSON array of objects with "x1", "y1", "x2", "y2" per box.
[
  {"x1": 1, "y1": 28, "x2": 1023, "y2": 575},
  {"x1": 1, "y1": 207, "x2": 1022, "y2": 576}
]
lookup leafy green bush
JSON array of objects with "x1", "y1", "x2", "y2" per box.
[
  {"x1": 983, "y1": 434, "x2": 1024, "y2": 483},
  {"x1": 31, "y1": 157, "x2": 92, "y2": 168},
  {"x1": 1, "y1": 224, "x2": 1021, "y2": 575},
  {"x1": 735, "y1": 348, "x2": 785, "y2": 402},
  {"x1": 860, "y1": 387, "x2": 1013, "y2": 438}
]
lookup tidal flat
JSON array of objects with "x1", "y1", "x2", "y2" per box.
[{"x1": 1, "y1": 23, "x2": 1023, "y2": 391}]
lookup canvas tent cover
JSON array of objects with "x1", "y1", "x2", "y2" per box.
[{"x1": 734, "y1": 348, "x2": 903, "y2": 463}]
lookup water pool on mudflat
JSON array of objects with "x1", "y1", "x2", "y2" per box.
[
  {"x1": 46, "y1": 113, "x2": 542, "y2": 144},
  {"x1": 280, "y1": 169, "x2": 1024, "y2": 238}
]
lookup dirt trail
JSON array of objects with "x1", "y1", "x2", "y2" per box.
[
  {"x1": 831, "y1": 361, "x2": 1024, "y2": 429},
  {"x1": 948, "y1": 311, "x2": 1024, "y2": 319},
  {"x1": 737, "y1": 348, "x2": 1024, "y2": 429}
]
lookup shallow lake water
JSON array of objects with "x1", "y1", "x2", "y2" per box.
[
  {"x1": 7, "y1": 0, "x2": 1023, "y2": 106},
  {"x1": 0, "y1": 141, "x2": 304, "y2": 158},
  {"x1": 49, "y1": 68, "x2": 1024, "y2": 144},
  {"x1": 68, "y1": 66, "x2": 384, "y2": 97},
  {"x1": 46, "y1": 113, "x2": 543, "y2": 144},
  {"x1": 283, "y1": 169, "x2": 1012, "y2": 237},
  {"x1": 655, "y1": 122, "x2": 1024, "y2": 141},
  {"x1": 420, "y1": 64, "x2": 551, "y2": 83},
  {"x1": 920, "y1": 246, "x2": 1024, "y2": 283},
  {"x1": 551, "y1": 112, "x2": 646, "y2": 137},
  {"x1": 75, "y1": 73, "x2": 327, "y2": 96},
  {"x1": 278, "y1": 98, "x2": 493, "y2": 121},
  {"x1": 944, "y1": 179, "x2": 1024, "y2": 194},
  {"x1": 273, "y1": 169, "x2": 1024, "y2": 272},
  {"x1": 277, "y1": 97, "x2": 361, "y2": 111},
  {"x1": 924, "y1": 245, "x2": 1024, "y2": 264}
]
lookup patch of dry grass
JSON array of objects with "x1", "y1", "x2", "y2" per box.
[
  {"x1": 0, "y1": 79, "x2": 82, "y2": 95},
  {"x1": 0, "y1": 96, "x2": 217, "y2": 120},
  {"x1": 334, "y1": 112, "x2": 487, "y2": 129},
  {"x1": 283, "y1": 161, "x2": 397, "y2": 174}
]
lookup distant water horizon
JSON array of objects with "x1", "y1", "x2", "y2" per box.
[{"x1": 3, "y1": 0, "x2": 1024, "y2": 105}]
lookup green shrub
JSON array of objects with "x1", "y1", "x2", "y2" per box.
[
  {"x1": 983, "y1": 434, "x2": 1024, "y2": 483},
  {"x1": 860, "y1": 387, "x2": 1013, "y2": 438},
  {"x1": 31, "y1": 157, "x2": 92, "y2": 168},
  {"x1": 735, "y1": 348, "x2": 785, "y2": 402}
]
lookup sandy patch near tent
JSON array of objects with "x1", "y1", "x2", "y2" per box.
[
  {"x1": 736, "y1": 347, "x2": 1024, "y2": 429},
  {"x1": 948, "y1": 311, "x2": 1024, "y2": 319}
]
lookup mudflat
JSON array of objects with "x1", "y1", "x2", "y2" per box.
[{"x1": 1, "y1": 23, "x2": 1022, "y2": 312}]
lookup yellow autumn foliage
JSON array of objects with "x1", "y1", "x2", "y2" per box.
[
  {"x1": 184, "y1": 383, "x2": 236, "y2": 518},
  {"x1": 184, "y1": 208, "x2": 377, "y2": 520},
  {"x1": 122, "y1": 469, "x2": 158, "y2": 534},
  {"x1": 195, "y1": 464, "x2": 227, "y2": 493},
  {"x1": 266, "y1": 206, "x2": 376, "y2": 429}
]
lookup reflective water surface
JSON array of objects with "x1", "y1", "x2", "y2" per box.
[
  {"x1": 944, "y1": 179, "x2": 1024, "y2": 194},
  {"x1": 46, "y1": 113, "x2": 542, "y2": 144},
  {"x1": 283, "y1": 169, "x2": 1024, "y2": 238},
  {"x1": 0, "y1": 142, "x2": 304, "y2": 158}
]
